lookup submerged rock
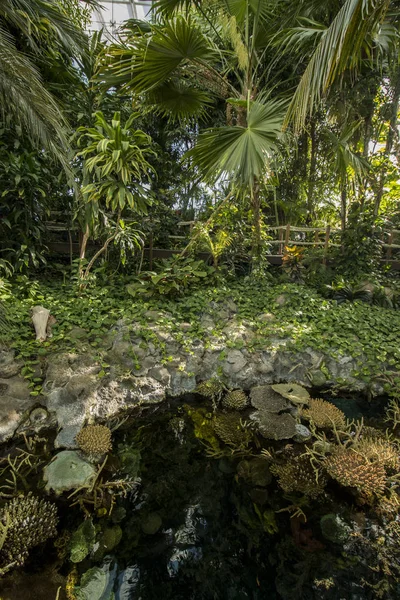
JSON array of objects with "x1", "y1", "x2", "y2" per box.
[
  {"x1": 141, "y1": 513, "x2": 162, "y2": 535},
  {"x1": 43, "y1": 450, "x2": 96, "y2": 495},
  {"x1": 320, "y1": 513, "x2": 351, "y2": 544}
]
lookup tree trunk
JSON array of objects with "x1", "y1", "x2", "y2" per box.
[
  {"x1": 307, "y1": 118, "x2": 318, "y2": 221},
  {"x1": 82, "y1": 210, "x2": 122, "y2": 281},
  {"x1": 79, "y1": 223, "x2": 90, "y2": 278},
  {"x1": 251, "y1": 180, "x2": 262, "y2": 267},
  {"x1": 374, "y1": 65, "x2": 400, "y2": 216},
  {"x1": 340, "y1": 185, "x2": 347, "y2": 233}
]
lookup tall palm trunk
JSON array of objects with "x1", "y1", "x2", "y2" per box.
[
  {"x1": 374, "y1": 65, "x2": 400, "y2": 216},
  {"x1": 307, "y1": 118, "x2": 318, "y2": 221},
  {"x1": 251, "y1": 180, "x2": 262, "y2": 267},
  {"x1": 340, "y1": 184, "x2": 347, "y2": 232}
]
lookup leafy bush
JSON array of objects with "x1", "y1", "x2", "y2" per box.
[
  {"x1": 281, "y1": 245, "x2": 305, "y2": 281},
  {"x1": 326, "y1": 280, "x2": 372, "y2": 304},
  {"x1": 127, "y1": 257, "x2": 214, "y2": 298}
]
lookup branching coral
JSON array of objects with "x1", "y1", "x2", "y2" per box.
[
  {"x1": 354, "y1": 437, "x2": 399, "y2": 471},
  {"x1": 302, "y1": 398, "x2": 346, "y2": 430},
  {"x1": 325, "y1": 449, "x2": 387, "y2": 501},
  {"x1": 0, "y1": 493, "x2": 58, "y2": 574},
  {"x1": 222, "y1": 389, "x2": 248, "y2": 411},
  {"x1": 271, "y1": 454, "x2": 327, "y2": 498},
  {"x1": 76, "y1": 424, "x2": 112, "y2": 461}
]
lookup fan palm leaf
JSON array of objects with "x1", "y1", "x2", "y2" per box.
[
  {"x1": 101, "y1": 15, "x2": 217, "y2": 94},
  {"x1": 186, "y1": 98, "x2": 286, "y2": 185}
]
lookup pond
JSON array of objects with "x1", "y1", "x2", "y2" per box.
[{"x1": 0, "y1": 386, "x2": 399, "y2": 600}]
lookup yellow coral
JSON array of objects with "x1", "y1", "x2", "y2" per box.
[
  {"x1": 271, "y1": 454, "x2": 327, "y2": 498},
  {"x1": 0, "y1": 493, "x2": 58, "y2": 573},
  {"x1": 325, "y1": 449, "x2": 386, "y2": 500},
  {"x1": 76, "y1": 424, "x2": 112, "y2": 459},
  {"x1": 302, "y1": 398, "x2": 346, "y2": 429},
  {"x1": 196, "y1": 379, "x2": 224, "y2": 401},
  {"x1": 354, "y1": 437, "x2": 399, "y2": 471},
  {"x1": 222, "y1": 389, "x2": 248, "y2": 411},
  {"x1": 213, "y1": 413, "x2": 251, "y2": 447}
]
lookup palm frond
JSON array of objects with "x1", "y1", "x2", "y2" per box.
[
  {"x1": 0, "y1": 26, "x2": 70, "y2": 167},
  {"x1": 99, "y1": 15, "x2": 216, "y2": 93},
  {"x1": 146, "y1": 80, "x2": 213, "y2": 121},
  {"x1": 285, "y1": 0, "x2": 391, "y2": 132},
  {"x1": 186, "y1": 98, "x2": 286, "y2": 185},
  {"x1": 0, "y1": 0, "x2": 90, "y2": 55}
]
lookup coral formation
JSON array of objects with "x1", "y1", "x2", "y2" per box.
[
  {"x1": 76, "y1": 424, "x2": 112, "y2": 460},
  {"x1": 195, "y1": 379, "x2": 225, "y2": 401},
  {"x1": 0, "y1": 493, "x2": 58, "y2": 573},
  {"x1": 213, "y1": 413, "x2": 251, "y2": 447},
  {"x1": 222, "y1": 389, "x2": 248, "y2": 411},
  {"x1": 250, "y1": 385, "x2": 290, "y2": 413},
  {"x1": 250, "y1": 410, "x2": 297, "y2": 440},
  {"x1": 271, "y1": 383, "x2": 310, "y2": 405},
  {"x1": 354, "y1": 437, "x2": 399, "y2": 471},
  {"x1": 325, "y1": 449, "x2": 387, "y2": 500},
  {"x1": 302, "y1": 398, "x2": 346, "y2": 429},
  {"x1": 271, "y1": 454, "x2": 327, "y2": 498}
]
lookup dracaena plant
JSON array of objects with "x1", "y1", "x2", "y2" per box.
[
  {"x1": 97, "y1": 3, "x2": 287, "y2": 269},
  {"x1": 75, "y1": 110, "x2": 155, "y2": 281}
]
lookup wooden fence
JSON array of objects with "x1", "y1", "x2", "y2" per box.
[{"x1": 44, "y1": 219, "x2": 400, "y2": 269}]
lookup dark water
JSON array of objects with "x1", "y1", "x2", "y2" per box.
[{"x1": 0, "y1": 394, "x2": 399, "y2": 600}]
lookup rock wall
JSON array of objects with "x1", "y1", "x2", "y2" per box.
[{"x1": 0, "y1": 304, "x2": 384, "y2": 447}]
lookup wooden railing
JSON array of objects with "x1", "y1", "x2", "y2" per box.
[{"x1": 43, "y1": 218, "x2": 400, "y2": 268}]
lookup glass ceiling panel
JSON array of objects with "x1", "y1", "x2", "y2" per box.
[{"x1": 89, "y1": 1, "x2": 152, "y2": 37}]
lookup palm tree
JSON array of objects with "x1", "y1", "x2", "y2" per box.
[
  {"x1": 98, "y1": 1, "x2": 287, "y2": 266},
  {"x1": 324, "y1": 121, "x2": 369, "y2": 230},
  {"x1": 0, "y1": 0, "x2": 93, "y2": 163},
  {"x1": 284, "y1": 0, "x2": 398, "y2": 132}
]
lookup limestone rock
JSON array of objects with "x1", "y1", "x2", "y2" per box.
[
  {"x1": 258, "y1": 313, "x2": 276, "y2": 323},
  {"x1": 0, "y1": 375, "x2": 35, "y2": 442},
  {"x1": 223, "y1": 350, "x2": 247, "y2": 375},
  {"x1": 308, "y1": 369, "x2": 328, "y2": 387},
  {"x1": 46, "y1": 388, "x2": 86, "y2": 448},
  {"x1": 293, "y1": 423, "x2": 312, "y2": 442},
  {"x1": 43, "y1": 450, "x2": 96, "y2": 495},
  {"x1": 0, "y1": 347, "x2": 21, "y2": 378}
]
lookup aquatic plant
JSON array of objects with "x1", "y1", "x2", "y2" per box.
[
  {"x1": 302, "y1": 398, "x2": 346, "y2": 430},
  {"x1": 213, "y1": 413, "x2": 252, "y2": 447},
  {"x1": 76, "y1": 424, "x2": 112, "y2": 461},
  {"x1": 222, "y1": 389, "x2": 248, "y2": 411},
  {"x1": 325, "y1": 449, "x2": 387, "y2": 501},
  {"x1": 271, "y1": 454, "x2": 327, "y2": 498},
  {"x1": 0, "y1": 493, "x2": 58, "y2": 574}
]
